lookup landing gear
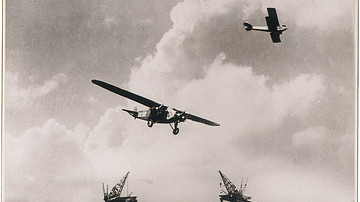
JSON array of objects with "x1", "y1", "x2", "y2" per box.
[
  {"x1": 169, "y1": 121, "x2": 180, "y2": 135},
  {"x1": 147, "y1": 119, "x2": 154, "y2": 127},
  {"x1": 173, "y1": 128, "x2": 179, "y2": 135}
]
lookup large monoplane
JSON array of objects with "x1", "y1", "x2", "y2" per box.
[
  {"x1": 92, "y1": 80, "x2": 220, "y2": 135},
  {"x1": 244, "y1": 8, "x2": 287, "y2": 43}
]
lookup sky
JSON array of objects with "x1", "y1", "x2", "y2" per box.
[{"x1": 3, "y1": 0, "x2": 357, "y2": 202}]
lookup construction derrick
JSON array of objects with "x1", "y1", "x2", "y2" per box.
[
  {"x1": 219, "y1": 170, "x2": 251, "y2": 202},
  {"x1": 103, "y1": 172, "x2": 137, "y2": 202}
]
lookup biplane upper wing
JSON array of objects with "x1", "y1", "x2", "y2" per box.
[
  {"x1": 92, "y1": 80, "x2": 162, "y2": 108},
  {"x1": 266, "y1": 8, "x2": 280, "y2": 32}
]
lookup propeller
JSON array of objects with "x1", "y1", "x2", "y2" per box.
[{"x1": 173, "y1": 108, "x2": 187, "y2": 121}]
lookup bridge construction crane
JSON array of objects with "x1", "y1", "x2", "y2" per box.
[
  {"x1": 219, "y1": 170, "x2": 251, "y2": 202},
  {"x1": 102, "y1": 172, "x2": 137, "y2": 202}
]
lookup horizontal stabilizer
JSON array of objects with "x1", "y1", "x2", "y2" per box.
[
  {"x1": 122, "y1": 109, "x2": 138, "y2": 117},
  {"x1": 243, "y1": 21, "x2": 252, "y2": 31}
]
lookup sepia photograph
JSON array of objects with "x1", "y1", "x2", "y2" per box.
[{"x1": 3, "y1": 0, "x2": 357, "y2": 201}]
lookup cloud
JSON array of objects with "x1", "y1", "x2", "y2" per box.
[
  {"x1": 252, "y1": 159, "x2": 355, "y2": 202},
  {"x1": 272, "y1": 74, "x2": 325, "y2": 117},
  {"x1": 4, "y1": 0, "x2": 355, "y2": 201},
  {"x1": 292, "y1": 126, "x2": 327, "y2": 148},
  {"x1": 2, "y1": 64, "x2": 348, "y2": 202},
  {"x1": 291, "y1": 126, "x2": 354, "y2": 182},
  {"x1": 114, "y1": 53, "x2": 331, "y2": 201},
  {"x1": 119, "y1": 0, "x2": 353, "y2": 200},
  {"x1": 172, "y1": 54, "x2": 326, "y2": 136},
  {"x1": 88, "y1": 96, "x2": 98, "y2": 103},
  {"x1": 127, "y1": 0, "x2": 352, "y2": 98},
  {"x1": 5, "y1": 72, "x2": 67, "y2": 109},
  {"x1": 85, "y1": 107, "x2": 130, "y2": 150},
  {"x1": 139, "y1": 18, "x2": 154, "y2": 25},
  {"x1": 103, "y1": 15, "x2": 117, "y2": 27},
  {"x1": 239, "y1": 0, "x2": 353, "y2": 29},
  {"x1": 4, "y1": 119, "x2": 95, "y2": 202},
  {"x1": 5, "y1": 114, "x2": 353, "y2": 202}
]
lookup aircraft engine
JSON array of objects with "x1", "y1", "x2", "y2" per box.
[
  {"x1": 167, "y1": 111, "x2": 173, "y2": 119},
  {"x1": 176, "y1": 112, "x2": 187, "y2": 122}
]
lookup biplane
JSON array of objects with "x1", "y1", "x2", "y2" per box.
[
  {"x1": 244, "y1": 8, "x2": 287, "y2": 43},
  {"x1": 92, "y1": 80, "x2": 220, "y2": 135}
]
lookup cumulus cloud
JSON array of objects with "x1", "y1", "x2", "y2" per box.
[
  {"x1": 85, "y1": 107, "x2": 130, "y2": 150},
  {"x1": 4, "y1": 0, "x2": 355, "y2": 201},
  {"x1": 5, "y1": 72, "x2": 67, "y2": 109},
  {"x1": 119, "y1": 0, "x2": 353, "y2": 201},
  {"x1": 172, "y1": 54, "x2": 326, "y2": 136},
  {"x1": 111, "y1": 50, "x2": 330, "y2": 201},
  {"x1": 127, "y1": 0, "x2": 351, "y2": 97},
  {"x1": 1, "y1": 67, "x2": 348, "y2": 202},
  {"x1": 272, "y1": 74, "x2": 325, "y2": 117},
  {"x1": 8, "y1": 58, "x2": 327, "y2": 201},
  {"x1": 4, "y1": 119, "x2": 94, "y2": 202}
]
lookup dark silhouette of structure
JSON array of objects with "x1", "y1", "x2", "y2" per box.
[
  {"x1": 103, "y1": 172, "x2": 137, "y2": 202},
  {"x1": 219, "y1": 170, "x2": 251, "y2": 202}
]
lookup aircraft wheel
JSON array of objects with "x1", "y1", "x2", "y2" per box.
[
  {"x1": 147, "y1": 120, "x2": 154, "y2": 127},
  {"x1": 173, "y1": 128, "x2": 179, "y2": 135}
]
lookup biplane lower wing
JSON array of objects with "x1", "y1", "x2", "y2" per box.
[{"x1": 270, "y1": 33, "x2": 281, "y2": 43}]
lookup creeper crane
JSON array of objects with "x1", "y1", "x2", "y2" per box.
[
  {"x1": 219, "y1": 170, "x2": 251, "y2": 202},
  {"x1": 103, "y1": 172, "x2": 137, "y2": 202}
]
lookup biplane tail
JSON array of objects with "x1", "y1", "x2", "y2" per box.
[{"x1": 243, "y1": 21, "x2": 252, "y2": 31}]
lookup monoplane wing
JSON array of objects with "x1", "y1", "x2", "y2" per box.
[
  {"x1": 265, "y1": 8, "x2": 280, "y2": 32},
  {"x1": 270, "y1": 33, "x2": 281, "y2": 43},
  {"x1": 186, "y1": 113, "x2": 220, "y2": 126},
  {"x1": 92, "y1": 80, "x2": 162, "y2": 108},
  {"x1": 173, "y1": 108, "x2": 220, "y2": 126}
]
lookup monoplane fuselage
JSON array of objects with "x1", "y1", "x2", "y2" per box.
[{"x1": 122, "y1": 108, "x2": 180, "y2": 124}]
